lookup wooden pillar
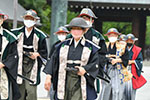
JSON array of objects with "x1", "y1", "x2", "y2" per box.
[
  {"x1": 132, "y1": 15, "x2": 146, "y2": 57},
  {"x1": 94, "y1": 19, "x2": 103, "y2": 34},
  {"x1": 132, "y1": 15, "x2": 140, "y2": 45},
  {"x1": 139, "y1": 16, "x2": 146, "y2": 55}
]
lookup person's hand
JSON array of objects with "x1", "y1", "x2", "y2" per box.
[
  {"x1": 0, "y1": 62, "x2": 5, "y2": 69},
  {"x1": 128, "y1": 60, "x2": 135, "y2": 65},
  {"x1": 29, "y1": 52, "x2": 40, "y2": 60},
  {"x1": 111, "y1": 59, "x2": 118, "y2": 65},
  {"x1": 75, "y1": 66, "x2": 86, "y2": 76},
  {"x1": 44, "y1": 75, "x2": 52, "y2": 91}
]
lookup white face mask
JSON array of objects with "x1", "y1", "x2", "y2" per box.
[
  {"x1": 108, "y1": 37, "x2": 118, "y2": 43},
  {"x1": 85, "y1": 20, "x2": 92, "y2": 27},
  {"x1": 24, "y1": 20, "x2": 36, "y2": 28},
  {"x1": 57, "y1": 35, "x2": 66, "y2": 41}
]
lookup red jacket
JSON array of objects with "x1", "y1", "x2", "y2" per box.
[{"x1": 132, "y1": 45, "x2": 147, "y2": 89}]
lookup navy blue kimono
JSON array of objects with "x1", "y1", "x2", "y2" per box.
[{"x1": 44, "y1": 37, "x2": 100, "y2": 100}]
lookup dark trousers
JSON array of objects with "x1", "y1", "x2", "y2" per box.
[{"x1": 18, "y1": 56, "x2": 37, "y2": 100}]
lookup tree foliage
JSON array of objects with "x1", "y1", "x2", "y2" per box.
[
  {"x1": 146, "y1": 16, "x2": 150, "y2": 45},
  {"x1": 18, "y1": 0, "x2": 78, "y2": 35},
  {"x1": 18, "y1": 0, "x2": 149, "y2": 45},
  {"x1": 67, "y1": 11, "x2": 79, "y2": 24}
]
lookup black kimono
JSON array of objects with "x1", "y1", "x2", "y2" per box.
[
  {"x1": 0, "y1": 27, "x2": 20, "y2": 100},
  {"x1": 11, "y1": 26, "x2": 48, "y2": 85},
  {"x1": 66, "y1": 28, "x2": 107, "y2": 92},
  {"x1": 85, "y1": 27, "x2": 107, "y2": 55},
  {"x1": 84, "y1": 27, "x2": 107, "y2": 93},
  {"x1": 11, "y1": 26, "x2": 48, "y2": 100},
  {"x1": 49, "y1": 40, "x2": 61, "y2": 58},
  {"x1": 44, "y1": 37, "x2": 100, "y2": 100}
]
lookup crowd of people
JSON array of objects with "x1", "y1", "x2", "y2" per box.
[{"x1": 0, "y1": 7, "x2": 147, "y2": 100}]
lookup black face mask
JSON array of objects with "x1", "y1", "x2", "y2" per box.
[{"x1": 127, "y1": 43, "x2": 133, "y2": 47}]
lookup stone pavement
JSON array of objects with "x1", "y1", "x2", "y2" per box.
[
  {"x1": 37, "y1": 61, "x2": 150, "y2": 100},
  {"x1": 37, "y1": 67, "x2": 49, "y2": 100},
  {"x1": 136, "y1": 65, "x2": 150, "y2": 100},
  {"x1": 38, "y1": 98, "x2": 49, "y2": 100}
]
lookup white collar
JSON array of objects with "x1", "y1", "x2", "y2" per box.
[
  {"x1": 0, "y1": 26, "x2": 3, "y2": 35},
  {"x1": 74, "y1": 38, "x2": 81, "y2": 48},
  {"x1": 69, "y1": 36, "x2": 86, "y2": 46},
  {"x1": 128, "y1": 46, "x2": 133, "y2": 51},
  {"x1": 25, "y1": 27, "x2": 33, "y2": 38}
]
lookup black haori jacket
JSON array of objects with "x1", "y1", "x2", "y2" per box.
[
  {"x1": 44, "y1": 37, "x2": 100, "y2": 100},
  {"x1": 11, "y1": 26, "x2": 48, "y2": 85},
  {"x1": 0, "y1": 27, "x2": 20, "y2": 100}
]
